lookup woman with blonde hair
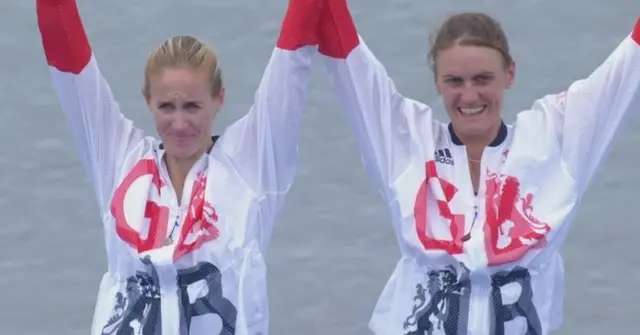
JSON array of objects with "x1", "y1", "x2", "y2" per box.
[
  {"x1": 36, "y1": 0, "x2": 320, "y2": 333},
  {"x1": 315, "y1": 0, "x2": 639, "y2": 334}
]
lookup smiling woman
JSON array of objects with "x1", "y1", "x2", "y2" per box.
[
  {"x1": 316, "y1": 0, "x2": 640, "y2": 334},
  {"x1": 430, "y1": 13, "x2": 514, "y2": 154}
]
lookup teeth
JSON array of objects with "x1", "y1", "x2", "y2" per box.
[{"x1": 458, "y1": 106, "x2": 486, "y2": 115}]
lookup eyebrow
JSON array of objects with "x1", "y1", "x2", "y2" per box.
[
  {"x1": 156, "y1": 100, "x2": 203, "y2": 106},
  {"x1": 442, "y1": 72, "x2": 495, "y2": 79},
  {"x1": 474, "y1": 72, "x2": 495, "y2": 77}
]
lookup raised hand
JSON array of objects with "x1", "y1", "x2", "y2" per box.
[
  {"x1": 277, "y1": 0, "x2": 325, "y2": 50},
  {"x1": 317, "y1": 0, "x2": 359, "y2": 58},
  {"x1": 36, "y1": 0, "x2": 91, "y2": 74}
]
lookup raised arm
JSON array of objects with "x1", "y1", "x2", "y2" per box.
[
  {"x1": 316, "y1": 0, "x2": 434, "y2": 199},
  {"x1": 219, "y1": 1, "x2": 319, "y2": 195},
  {"x1": 36, "y1": 0, "x2": 143, "y2": 211},
  {"x1": 537, "y1": 17, "x2": 640, "y2": 194},
  {"x1": 217, "y1": 1, "x2": 320, "y2": 248}
]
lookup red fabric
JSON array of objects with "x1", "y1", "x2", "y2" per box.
[
  {"x1": 632, "y1": 16, "x2": 640, "y2": 45},
  {"x1": 277, "y1": 0, "x2": 324, "y2": 50},
  {"x1": 37, "y1": 0, "x2": 91, "y2": 74},
  {"x1": 317, "y1": 0, "x2": 360, "y2": 59}
]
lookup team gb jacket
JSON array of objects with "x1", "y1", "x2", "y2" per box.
[
  {"x1": 36, "y1": 0, "x2": 319, "y2": 333},
  {"x1": 316, "y1": 1, "x2": 640, "y2": 334}
]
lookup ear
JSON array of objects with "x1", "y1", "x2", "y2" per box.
[
  {"x1": 433, "y1": 74, "x2": 443, "y2": 95},
  {"x1": 506, "y1": 61, "x2": 516, "y2": 88},
  {"x1": 144, "y1": 95, "x2": 153, "y2": 111},
  {"x1": 141, "y1": 85, "x2": 153, "y2": 109},
  {"x1": 217, "y1": 87, "x2": 226, "y2": 106},
  {"x1": 212, "y1": 87, "x2": 226, "y2": 116}
]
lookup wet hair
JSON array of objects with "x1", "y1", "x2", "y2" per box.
[
  {"x1": 142, "y1": 35, "x2": 223, "y2": 99},
  {"x1": 428, "y1": 12, "x2": 513, "y2": 73}
]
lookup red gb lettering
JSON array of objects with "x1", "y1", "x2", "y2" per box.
[
  {"x1": 173, "y1": 171, "x2": 220, "y2": 261},
  {"x1": 110, "y1": 159, "x2": 170, "y2": 253},
  {"x1": 484, "y1": 171, "x2": 551, "y2": 266},
  {"x1": 414, "y1": 160, "x2": 465, "y2": 255}
]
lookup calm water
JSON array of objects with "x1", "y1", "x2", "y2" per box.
[{"x1": 0, "y1": 0, "x2": 638, "y2": 334}]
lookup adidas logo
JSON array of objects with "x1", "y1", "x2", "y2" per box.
[{"x1": 434, "y1": 148, "x2": 454, "y2": 165}]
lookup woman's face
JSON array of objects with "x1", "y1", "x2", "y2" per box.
[
  {"x1": 434, "y1": 44, "x2": 514, "y2": 144},
  {"x1": 146, "y1": 68, "x2": 223, "y2": 159}
]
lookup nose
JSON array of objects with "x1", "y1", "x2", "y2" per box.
[
  {"x1": 171, "y1": 114, "x2": 190, "y2": 131},
  {"x1": 459, "y1": 84, "x2": 480, "y2": 105}
]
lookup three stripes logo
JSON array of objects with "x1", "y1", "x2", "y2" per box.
[{"x1": 434, "y1": 148, "x2": 454, "y2": 165}]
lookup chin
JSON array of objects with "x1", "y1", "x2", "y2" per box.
[{"x1": 164, "y1": 144, "x2": 201, "y2": 159}]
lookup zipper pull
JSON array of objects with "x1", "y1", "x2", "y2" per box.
[
  {"x1": 462, "y1": 205, "x2": 478, "y2": 242},
  {"x1": 162, "y1": 214, "x2": 181, "y2": 246}
]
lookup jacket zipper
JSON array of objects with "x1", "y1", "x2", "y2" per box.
[{"x1": 163, "y1": 213, "x2": 181, "y2": 246}]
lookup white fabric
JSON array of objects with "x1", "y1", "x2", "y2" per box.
[
  {"x1": 321, "y1": 33, "x2": 640, "y2": 335},
  {"x1": 48, "y1": 45, "x2": 315, "y2": 334}
]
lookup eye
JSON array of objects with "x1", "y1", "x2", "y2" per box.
[
  {"x1": 444, "y1": 77, "x2": 464, "y2": 86},
  {"x1": 157, "y1": 102, "x2": 175, "y2": 112},
  {"x1": 474, "y1": 74, "x2": 494, "y2": 85},
  {"x1": 183, "y1": 102, "x2": 202, "y2": 113}
]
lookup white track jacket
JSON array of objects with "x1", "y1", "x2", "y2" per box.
[
  {"x1": 317, "y1": 1, "x2": 640, "y2": 334},
  {"x1": 36, "y1": 0, "x2": 318, "y2": 333}
]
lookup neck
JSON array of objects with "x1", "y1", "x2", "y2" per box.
[
  {"x1": 163, "y1": 138, "x2": 213, "y2": 203},
  {"x1": 164, "y1": 155, "x2": 198, "y2": 202},
  {"x1": 455, "y1": 123, "x2": 501, "y2": 160},
  {"x1": 466, "y1": 146, "x2": 484, "y2": 164}
]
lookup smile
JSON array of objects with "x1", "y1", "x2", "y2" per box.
[{"x1": 457, "y1": 106, "x2": 487, "y2": 116}]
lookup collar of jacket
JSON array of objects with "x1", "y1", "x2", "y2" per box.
[
  {"x1": 448, "y1": 121, "x2": 507, "y2": 147},
  {"x1": 158, "y1": 135, "x2": 220, "y2": 153}
]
